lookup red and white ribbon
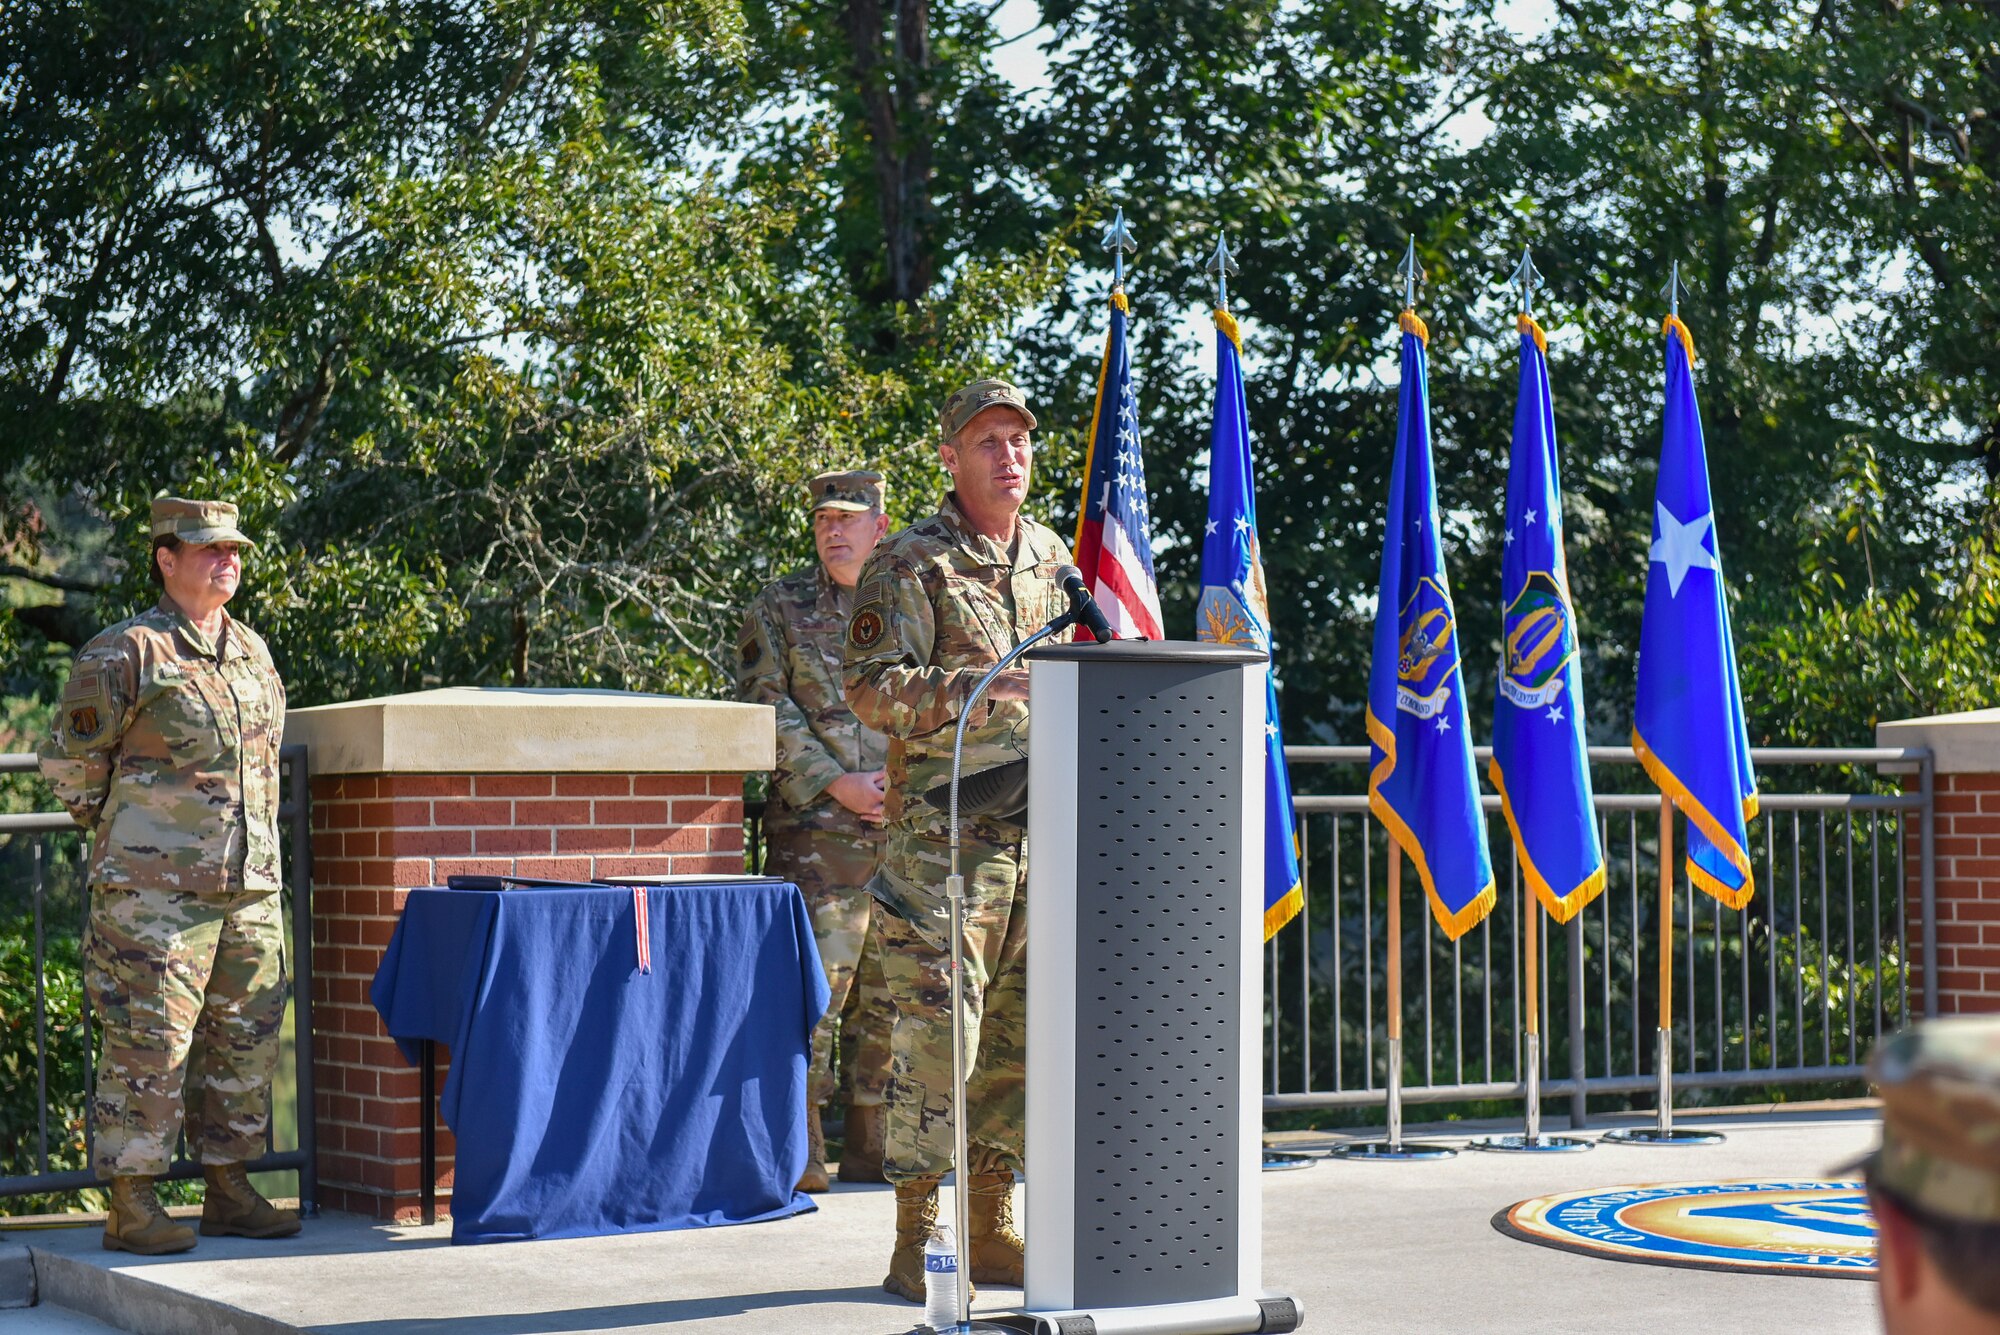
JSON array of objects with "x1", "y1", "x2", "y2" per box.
[{"x1": 633, "y1": 885, "x2": 653, "y2": 975}]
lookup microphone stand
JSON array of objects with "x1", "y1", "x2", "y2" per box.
[{"x1": 940, "y1": 609, "x2": 1082, "y2": 1334}]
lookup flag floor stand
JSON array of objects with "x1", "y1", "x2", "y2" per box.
[
  {"x1": 1465, "y1": 1035, "x2": 1592, "y2": 1154},
  {"x1": 1468, "y1": 891, "x2": 1590, "y2": 1154},
  {"x1": 1330, "y1": 846, "x2": 1456, "y2": 1163},
  {"x1": 1601, "y1": 1035, "x2": 1724, "y2": 1147},
  {"x1": 1603, "y1": 802, "x2": 1723, "y2": 1148},
  {"x1": 1326, "y1": 1042, "x2": 1456, "y2": 1161}
]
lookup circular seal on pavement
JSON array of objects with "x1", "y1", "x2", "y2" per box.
[{"x1": 1497, "y1": 1180, "x2": 1875, "y2": 1278}]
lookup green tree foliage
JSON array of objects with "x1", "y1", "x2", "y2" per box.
[
  {"x1": 731, "y1": 0, "x2": 1998, "y2": 747},
  {"x1": 0, "y1": 0, "x2": 1993, "y2": 738},
  {"x1": 0, "y1": 0, "x2": 1059, "y2": 705},
  {"x1": 1455, "y1": 0, "x2": 2000, "y2": 745}
]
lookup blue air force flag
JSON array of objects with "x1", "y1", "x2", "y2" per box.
[
  {"x1": 1633, "y1": 316, "x2": 1759, "y2": 907},
  {"x1": 1197, "y1": 309, "x2": 1304, "y2": 939},
  {"x1": 1491, "y1": 315, "x2": 1605, "y2": 924},
  {"x1": 1366, "y1": 310, "x2": 1495, "y2": 940}
]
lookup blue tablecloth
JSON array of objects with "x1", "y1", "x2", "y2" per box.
[{"x1": 370, "y1": 879, "x2": 829, "y2": 1243}]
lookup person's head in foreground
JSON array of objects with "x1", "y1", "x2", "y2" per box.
[{"x1": 1858, "y1": 1016, "x2": 2000, "y2": 1335}]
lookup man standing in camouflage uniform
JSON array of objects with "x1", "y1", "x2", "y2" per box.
[
  {"x1": 736, "y1": 471, "x2": 897, "y2": 1192},
  {"x1": 844, "y1": 380, "x2": 1073, "y2": 1300},
  {"x1": 40, "y1": 498, "x2": 300, "y2": 1255}
]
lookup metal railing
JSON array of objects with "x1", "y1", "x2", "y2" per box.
[
  {"x1": 1263, "y1": 745, "x2": 1931, "y2": 1124},
  {"x1": 0, "y1": 747, "x2": 317, "y2": 1210}
]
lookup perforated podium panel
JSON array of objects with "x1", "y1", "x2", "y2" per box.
[{"x1": 1013, "y1": 640, "x2": 1302, "y2": 1335}]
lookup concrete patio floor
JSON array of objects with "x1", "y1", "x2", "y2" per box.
[{"x1": 1, "y1": 1104, "x2": 1884, "y2": 1335}]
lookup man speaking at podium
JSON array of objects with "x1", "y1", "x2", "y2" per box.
[{"x1": 843, "y1": 378, "x2": 1073, "y2": 1301}]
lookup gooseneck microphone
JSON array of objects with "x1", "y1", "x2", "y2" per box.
[{"x1": 1054, "y1": 564, "x2": 1117, "y2": 643}]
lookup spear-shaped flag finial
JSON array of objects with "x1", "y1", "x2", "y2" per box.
[
  {"x1": 1509, "y1": 245, "x2": 1546, "y2": 318},
  {"x1": 1661, "y1": 258, "x2": 1689, "y2": 319},
  {"x1": 1101, "y1": 207, "x2": 1137, "y2": 292},
  {"x1": 1397, "y1": 235, "x2": 1423, "y2": 312},
  {"x1": 1207, "y1": 233, "x2": 1239, "y2": 310}
]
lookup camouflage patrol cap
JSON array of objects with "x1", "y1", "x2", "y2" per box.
[
  {"x1": 806, "y1": 470, "x2": 885, "y2": 513},
  {"x1": 940, "y1": 378, "x2": 1037, "y2": 442},
  {"x1": 150, "y1": 497, "x2": 255, "y2": 548},
  {"x1": 1854, "y1": 1016, "x2": 2000, "y2": 1222}
]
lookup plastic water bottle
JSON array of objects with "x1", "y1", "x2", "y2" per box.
[{"x1": 923, "y1": 1222, "x2": 961, "y2": 1333}]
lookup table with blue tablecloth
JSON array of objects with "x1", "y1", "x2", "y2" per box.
[{"x1": 370, "y1": 878, "x2": 830, "y2": 1243}]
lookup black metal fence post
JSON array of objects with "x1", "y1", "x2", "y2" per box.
[{"x1": 284, "y1": 745, "x2": 319, "y2": 1217}]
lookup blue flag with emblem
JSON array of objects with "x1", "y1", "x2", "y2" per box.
[
  {"x1": 1491, "y1": 314, "x2": 1605, "y2": 924},
  {"x1": 1366, "y1": 310, "x2": 1495, "y2": 940},
  {"x1": 1633, "y1": 315, "x2": 1759, "y2": 907},
  {"x1": 1197, "y1": 307, "x2": 1304, "y2": 940}
]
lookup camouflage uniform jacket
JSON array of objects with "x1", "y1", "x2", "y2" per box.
[
  {"x1": 40, "y1": 598, "x2": 286, "y2": 894},
  {"x1": 842, "y1": 492, "x2": 1073, "y2": 831},
  {"x1": 736, "y1": 564, "x2": 890, "y2": 840}
]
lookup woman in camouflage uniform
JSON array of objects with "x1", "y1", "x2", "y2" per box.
[{"x1": 40, "y1": 497, "x2": 299, "y2": 1255}]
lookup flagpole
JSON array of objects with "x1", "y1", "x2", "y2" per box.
[
  {"x1": 1606, "y1": 261, "x2": 1725, "y2": 1147},
  {"x1": 1470, "y1": 243, "x2": 1591, "y2": 1155},
  {"x1": 1605, "y1": 796, "x2": 1723, "y2": 1144},
  {"x1": 1469, "y1": 873, "x2": 1589, "y2": 1151},
  {"x1": 1525, "y1": 881, "x2": 1539, "y2": 1143},
  {"x1": 1386, "y1": 841, "x2": 1403, "y2": 1152},
  {"x1": 1331, "y1": 829, "x2": 1454, "y2": 1161},
  {"x1": 1334, "y1": 236, "x2": 1457, "y2": 1163},
  {"x1": 1660, "y1": 796, "x2": 1674, "y2": 1134}
]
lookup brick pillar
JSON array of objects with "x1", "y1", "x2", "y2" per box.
[
  {"x1": 285, "y1": 689, "x2": 773, "y2": 1220},
  {"x1": 1880, "y1": 709, "x2": 2000, "y2": 1017}
]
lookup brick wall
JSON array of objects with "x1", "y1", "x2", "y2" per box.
[
  {"x1": 309, "y1": 771, "x2": 746, "y2": 1219},
  {"x1": 1906, "y1": 771, "x2": 2000, "y2": 1016}
]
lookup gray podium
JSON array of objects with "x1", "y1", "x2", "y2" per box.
[{"x1": 1003, "y1": 640, "x2": 1303, "y2": 1335}]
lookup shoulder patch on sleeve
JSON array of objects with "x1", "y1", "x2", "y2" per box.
[
  {"x1": 61, "y1": 666, "x2": 113, "y2": 743},
  {"x1": 849, "y1": 607, "x2": 886, "y2": 650},
  {"x1": 848, "y1": 569, "x2": 896, "y2": 651}
]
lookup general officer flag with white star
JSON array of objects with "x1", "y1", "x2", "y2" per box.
[
  {"x1": 1074, "y1": 291, "x2": 1165, "y2": 640},
  {"x1": 1366, "y1": 309, "x2": 1495, "y2": 940},
  {"x1": 1197, "y1": 307, "x2": 1303, "y2": 939},
  {"x1": 1491, "y1": 314, "x2": 1605, "y2": 924},
  {"x1": 1633, "y1": 315, "x2": 1759, "y2": 907}
]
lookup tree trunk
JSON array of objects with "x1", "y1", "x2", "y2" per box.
[{"x1": 844, "y1": 0, "x2": 935, "y2": 316}]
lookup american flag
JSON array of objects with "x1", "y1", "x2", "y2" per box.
[{"x1": 1073, "y1": 291, "x2": 1163, "y2": 640}]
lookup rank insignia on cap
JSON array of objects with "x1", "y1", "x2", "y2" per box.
[{"x1": 850, "y1": 609, "x2": 886, "y2": 649}]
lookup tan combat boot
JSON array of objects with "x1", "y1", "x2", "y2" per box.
[
  {"x1": 796, "y1": 1104, "x2": 831, "y2": 1193},
  {"x1": 838, "y1": 1101, "x2": 885, "y2": 1184},
  {"x1": 883, "y1": 1173, "x2": 958, "y2": 1303},
  {"x1": 199, "y1": 1163, "x2": 302, "y2": 1238},
  {"x1": 102, "y1": 1176, "x2": 196, "y2": 1255},
  {"x1": 967, "y1": 1171, "x2": 1024, "y2": 1286}
]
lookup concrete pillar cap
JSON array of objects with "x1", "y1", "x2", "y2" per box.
[
  {"x1": 284, "y1": 687, "x2": 775, "y2": 776},
  {"x1": 1877, "y1": 707, "x2": 2000, "y2": 775}
]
